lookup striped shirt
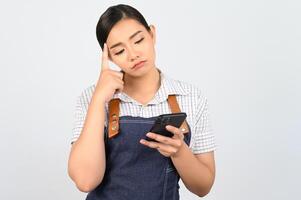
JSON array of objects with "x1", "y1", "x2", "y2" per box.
[{"x1": 71, "y1": 68, "x2": 217, "y2": 154}]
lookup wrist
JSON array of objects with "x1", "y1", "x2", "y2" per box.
[{"x1": 92, "y1": 91, "x2": 107, "y2": 105}]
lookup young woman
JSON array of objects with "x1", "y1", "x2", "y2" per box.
[{"x1": 68, "y1": 4, "x2": 217, "y2": 200}]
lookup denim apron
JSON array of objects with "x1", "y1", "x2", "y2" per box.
[{"x1": 86, "y1": 97, "x2": 191, "y2": 200}]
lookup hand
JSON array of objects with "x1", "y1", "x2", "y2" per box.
[
  {"x1": 94, "y1": 43, "x2": 124, "y2": 103},
  {"x1": 140, "y1": 125, "x2": 187, "y2": 158}
]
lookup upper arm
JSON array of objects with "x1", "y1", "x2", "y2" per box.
[
  {"x1": 70, "y1": 86, "x2": 108, "y2": 145},
  {"x1": 191, "y1": 90, "x2": 217, "y2": 154}
]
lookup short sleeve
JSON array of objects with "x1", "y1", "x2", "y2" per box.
[
  {"x1": 70, "y1": 95, "x2": 85, "y2": 145},
  {"x1": 191, "y1": 92, "x2": 217, "y2": 154},
  {"x1": 70, "y1": 87, "x2": 108, "y2": 145}
]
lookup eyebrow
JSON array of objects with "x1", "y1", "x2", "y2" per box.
[{"x1": 109, "y1": 30, "x2": 143, "y2": 49}]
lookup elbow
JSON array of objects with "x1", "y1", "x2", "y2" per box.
[
  {"x1": 68, "y1": 166, "x2": 104, "y2": 193},
  {"x1": 197, "y1": 189, "x2": 211, "y2": 198},
  {"x1": 75, "y1": 181, "x2": 96, "y2": 193},
  {"x1": 71, "y1": 173, "x2": 103, "y2": 193},
  {"x1": 196, "y1": 180, "x2": 215, "y2": 197},
  {"x1": 188, "y1": 184, "x2": 212, "y2": 198},
  {"x1": 70, "y1": 174, "x2": 104, "y2": 193}
]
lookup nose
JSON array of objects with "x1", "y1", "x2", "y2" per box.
[
  {"x1": 130, "y1": 55, "x2": 139, "y2": 62},
  {"x1": 127, "y1": 46, "x2": 139, "y2": 62}
]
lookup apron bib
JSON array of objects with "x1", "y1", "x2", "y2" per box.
[{"x1": 86, "y1": 95, "x2": 191, "y2": 200}]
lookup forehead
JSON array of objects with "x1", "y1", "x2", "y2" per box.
[{"x1": 106, "y1": 18, "x2": 145, "y2": 43}]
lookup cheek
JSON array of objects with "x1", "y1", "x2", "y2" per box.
[
  {"x1": 113, "y1": 58, "x2": 124, "y2": 66},
  {"x1": 145, "y1": 43, "x2": 156, "y2": 59},
  {"x1": 112, "y1": 55, "x2": 128, "y2": 67},
  {"x1": 141, "y1": 40, "x2": 154, "y2": 55}
]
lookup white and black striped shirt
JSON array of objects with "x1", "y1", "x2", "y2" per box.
[{"x1": 71, "y1": 69, "x2": 217, "y2": 154}]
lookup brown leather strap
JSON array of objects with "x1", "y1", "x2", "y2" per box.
[
  {"x1": 167, "y1": 95, "x2": 189, "y2": 134},
  {"x1": 108, "y1": 98, "x2": 120, "y2": 138},
  {"x1": 107, "y1": 94, "x2": 189, "y2": 138}
]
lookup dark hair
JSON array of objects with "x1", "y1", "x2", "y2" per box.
[{"x1": 96, "y1": 4, "x2": 151, "y2": 50}]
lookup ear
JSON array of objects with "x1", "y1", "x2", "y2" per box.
[{"x1": 149, "y1": 24, "x2": 156, "y2": 44}]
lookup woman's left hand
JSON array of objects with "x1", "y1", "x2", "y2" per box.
[{"x1": 140, "y1": 125, "x2": 186, "y2": 158}]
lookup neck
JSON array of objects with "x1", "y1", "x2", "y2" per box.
[{"x1": 122, "y1": 67, "x2": 161, "y2": 104}]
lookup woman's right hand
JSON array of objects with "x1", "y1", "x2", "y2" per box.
[{"x1": 95, "y1": 43, "x2": 124, "y2": 103}]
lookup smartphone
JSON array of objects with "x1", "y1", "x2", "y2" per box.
[{"x1": 145, "y1": 112, "x2": 187, "y2": 142}]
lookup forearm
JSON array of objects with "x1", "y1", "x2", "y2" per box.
[
  {"x1": 68, "y1": 92, "x2": 107, "y2": 192},
  {"x1": 171, "y1": 143, "x2": 215, "y2": 197}
]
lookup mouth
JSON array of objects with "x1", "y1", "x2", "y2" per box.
[{"x1": 132, "y1": 60, "x2": 146, "y2": 69}]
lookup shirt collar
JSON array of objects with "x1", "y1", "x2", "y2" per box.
[{"x1": 112, "y1": 68, "x2": 189, "y2": 106}]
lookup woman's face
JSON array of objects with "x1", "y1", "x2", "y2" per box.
[{"x1": 106, "y1": 18, "x2": 156, "y2": 77}]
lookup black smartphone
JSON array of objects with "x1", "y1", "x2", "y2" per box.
[{"x1": 145, "y1": 112, "x2": 187, "y2": 142}]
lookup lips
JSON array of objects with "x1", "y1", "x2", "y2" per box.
[{"x1": 132, "y1": 60, "x2": 146, "y2": 69}]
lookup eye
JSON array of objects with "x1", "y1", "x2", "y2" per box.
[
  {"x1": 115, "y1": 49, "x2": 124, "y2": 56},
  {"x1": 135, "y1": 37, "x2": 144, "y2": 44}
]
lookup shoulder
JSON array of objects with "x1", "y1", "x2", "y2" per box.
[
  {"x1": 76, "y1": 83, "x2": 97, "y2": 111},
  {"x1": 166, "y1": 75, "x2": 207, "y2": 114},
  {"x1": 81, "y1": 83, "x2": 96, "y2": 94},
  {"x1": 168, "y1": 76, "x2": 210, "y2": 123},
  {"x1": 167, "y1": 75, "x2": 205, "y2": 100}
]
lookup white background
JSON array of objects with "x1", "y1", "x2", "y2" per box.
[{"x1": 0, "y1": 0, "x2": 300, "y2": 199}]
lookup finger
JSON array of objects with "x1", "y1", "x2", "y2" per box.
[
  {"x1": 113, "y1": 76, "x2": 124, "y2": 86},
  {"x1": 157, "y1": 149, "x2": 171, "y2": 157},
  {"x1": 166, "y1": 125, "x2": 184, "y2": 139},
  {"x1": 157, "y1": 148, "x2": 170, "y2": 155},
  {"x1": 140, "y1": 139, "x2": 160, "y2": 149},
  {"x1": 101, "y1": 43, "x2": 110, "y2": 71},
  {"x1": 165, "y1": 125, "x2": 181, "y2": 135},
  {"x1": 156, "y1": 143, "x2": 177, "y2": 154},
  {"x1": 111, "y1": 71, "x2": 124, "y2": 80},
  {"x1": 146, "y1": 132, "x2": 182, "y2": 148},
  {"x1": 113, "y1": 77, "x2": 124, "y2": 92},
  {"x1": 140, "y1": 139, "x2": 177, "y2": 153},
  {"x1": 114, "y1": 80, "x2": 124, "y2": 94}
]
